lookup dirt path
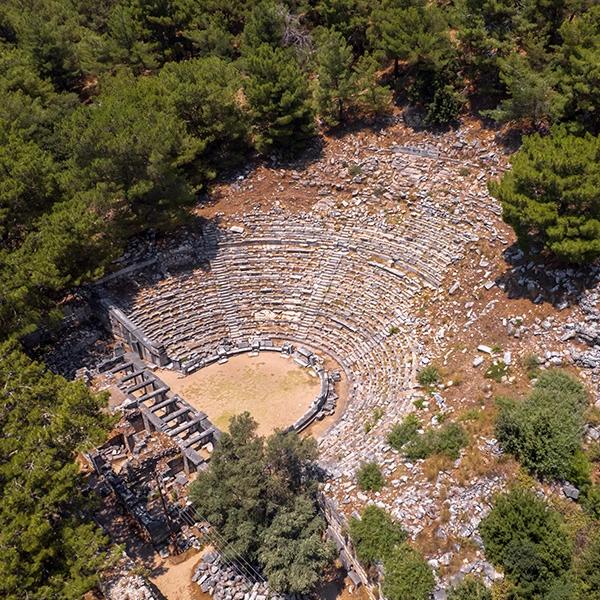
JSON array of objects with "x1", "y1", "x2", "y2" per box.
[{"x1": 150, "y1": 549, "x2": 210, "y2": 600}]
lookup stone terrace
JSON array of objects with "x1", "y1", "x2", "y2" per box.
[{"x1": 100, "y1": 130, "x2": 502, "y2": 472}]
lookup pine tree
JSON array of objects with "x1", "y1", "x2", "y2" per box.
[
  {"x1": 313, "y1": 28, "x2": 354, "y2": 127},
  {"x1": 243, "y1": 44, "x2": 315, "y2": 154},
  {"x1": 454, "y1": 0, "x2": 520, "y2": 96},
  {"x1": 0, "y1": 132, "x2": 59, "y2": 248},
  {"x1": 350, "y1": 52, "x2": 392, "y2": 118},
  {"x1": 486, "y1": 53, "x2": 561, "y2": 126},
  {"x1": 102, "y1": 2, "x2": 160, "y2": 72},
  {"x1": 180, "y1": 14, "x2": 235, "y2": 59},
  {"x1": 3, "y1": 0, "x2": 84, "y2": 90},
  {"x1": 311, "y1": 0, "x2": 372, "y2": 54},
  {"x1": 369, "y1": 1, "x2": 460, "y2": 123},
  {"x1": 489, "y1": 126, "x2": 600, "y2": 263},
  {"x1": 0, "y1": 340, "x2": 112, "y2": 600},
  {"x1": 557, "y1": 5, "x2": 600, "y2": 132},
  {"x1": 63, "y1": 71, "x2": 196, "y2": 236},
  {"x1": 0, "y1": 45, "x2": 77, "y2": 147},
  {"x1": 369, "y1": 0, "x2": 452, "y2": 76},
  {"x1": 241, "y1": 0, "x2": 286, "y2": 51},
  {"x1": 159, "y1": 56, "x2": 248, "y2": 183}
]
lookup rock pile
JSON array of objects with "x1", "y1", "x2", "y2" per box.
[
  {"x1": 193, "y1": 552, "x2": 287, "y2": 600},
  {"x1": 104, "y1": 574, "x2": 160, "y2": 600}
]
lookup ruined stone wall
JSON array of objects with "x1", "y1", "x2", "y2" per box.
[
  {"x1": 101, "y1": 300, "x2": 169, "y2": 366},
  {"x1": 318, "y1": 493, "x2": 378, "y2": 600}
]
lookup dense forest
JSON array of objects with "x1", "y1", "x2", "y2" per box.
[
  {"x1": 0, "y1": 0, "x2": 599, "y2": 342},
  {"x1": 1, "y1": 0, "x2": 599, "y2": 598}
]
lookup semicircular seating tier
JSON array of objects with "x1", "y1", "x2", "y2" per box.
[{"x1": 100, "y1": 205, "x2": 476, "y2": 466}]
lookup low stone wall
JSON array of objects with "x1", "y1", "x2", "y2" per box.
[
  {"x1": 177, "y1": 340, "x2": 336, "y2": 434},
  {"x1": 318, "y1": 492, "x2": 378, "y2": 600}
]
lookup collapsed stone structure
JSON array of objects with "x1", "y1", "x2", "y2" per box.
[{"x1": 104, "y1": 356, "x2": 219, "y2": 474}]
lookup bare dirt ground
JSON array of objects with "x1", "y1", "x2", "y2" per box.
[
  {"x1": 158, "y1": 353, "x2": 320, "y2": 435},
  {"x1": 150, "y1": 549, "x2": 210, "y2": 600}
]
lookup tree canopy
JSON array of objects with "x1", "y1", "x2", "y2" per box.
[
  {"x1": 448, "y1": 576, "x2": 492, "y2": 600},
  {"x1": 480, "y1": 487, "x2": 573, "y2": 599},
  {"x1": 490, "y1": 127, "x2": 600, "y2": 263},
  {"x1": 382, "y1": 544, "x2": 436, "y2": 600},
  {"x1": 349, "y1": 505, "x2": 407, "y2": 566},
  {"x1": 0, "y1": 0, "x2": 599, "y2": 594},
  {"x1": 0, "y1": 0, "x2": 597, "y2": 339},
  {"x1": 243, "y1": 44, "x2": 315, "y2": 154},
  {"x1": 495, "y1": 369, "x2": 588, "y2": 480},
  {"x1": 349, "y1": 504, "x2": 433, "y2": 600},
  {"x1": 188, "y1": 413, "x2": 333, "y2": 594},
  {"x1": 0, "y1": 340, "x2": 112, "y2": 600}
]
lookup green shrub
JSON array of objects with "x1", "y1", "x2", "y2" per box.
[
  {"x1": 349, "y1": 506, "x2": 407, "y2": 566},
  {"x1": 495, "y1": 370, "x2": 588, "y2": 481},
  {"x1": 459, "y1": 408, "x2": 483, "y2": 422},
  {"x1": 388, "y1": 414, "x2": 420, "y2": 450},
  {"x1": 403, "y1": 422, "x2": 468, "y2": 461},
  {"x1": 448, "y1": 576, "x2": 492, "y2": 600},
  {"x1": 382, "y1": 544, "x2": 435, "y2": 600},
  {"x1": 435, "y1": 411, "x2": 448, "y2": 424},
  {"x1": 587, "y1": 441, "x2": 600, "y2": 463},
  {"x1": 582, "y1": 485, "x2": 600, "y2": 519},
  {"x1": 523, "y1": 354, "x2": 540, "y2": 379},
  {"x1": 364, "y1": 407, "x2": 385, "y2": 433},
  {"x1": 535, "y1": 370, "x2": 588, "y2": 410},
  {"x1": 434, "y1": 423, "x2": 469, "y2": 459},
  {"x1": 586, "y1": 406, "x2": 600, "y2": 428},
  {"x1": 567, "y1": 448, "x2": 593, "y2": 492},
  {"x1": 575, "y1": 530, "x2": 600, "y2": 597},
  {"x1": 480, "y1": 487, "x2": 572, "y2": 599},
  {"x1": 348, "y1": 163, "x2": 363, "y2": 177},
  {"x1": 357, "y1": 462, "x2": 385, "y2": 492},
  {"x1": 417, "y1": 365, "x2": 440, "y2": 387},
  {"x1": 413, "y1": 398, "x2": 426, "y2": 410},
  {"x1": 485, "y1": 360, "x2": 508, "y2": 383},
  {"x1": 372, "y1": 407, "x2": 384, "y2": 422},
  {"x1": 403, "y1": 434, "x2": 433, "y2": 460}
]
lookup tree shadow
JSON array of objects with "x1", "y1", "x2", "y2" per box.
[
  {"x1": 466, "y1": 91, "x2": 551, "y2": 154},
  {"x1": 495, "y1": 243, "x2": 600, "y2": 309},
  {"x1": 323, "y1": 113, "x2": 401, "y2": 141},
  {"x1": 265, "y1": 133, "x2": 326, "y2": 172},
  {"x1": 199, "y1": 134, "x2": 327, "y2": 189},
  {"x1": 33, "y1": 316, "x2": 114, "y2": 379},
  {"x1": 400, "y1": 105, "x2": 460, "y2": 134}
]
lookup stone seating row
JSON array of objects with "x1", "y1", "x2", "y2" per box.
[{"x1": 101, "y1": 208, "x2": 470, "y2": 451}]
